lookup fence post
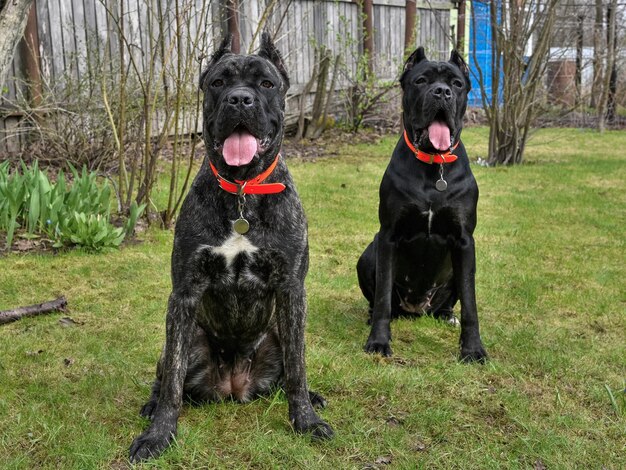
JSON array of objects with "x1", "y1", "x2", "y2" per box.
[
  {"x1": 358, "y1": 0, "x2": 374, "y2": 75},
  {"x1": 405, "y1": 0, "x2": 416, "y2": 56},
  {"x1": 456, "y1": 0, "x2": 466, "y2": 52},
  {"x1": 0, "y1": 0, "x2": 35, "y2": 84},
  {"x1": 21, "y1": 2, "x2": 41, "y2": 107},
  {"x1": 226, "y1": 0, "x2": 241, "y2": 53}
]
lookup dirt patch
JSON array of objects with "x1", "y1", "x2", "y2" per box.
[
  {"x1": 282, "y1": 127, "x2": 390, "y2": 160},
  {"x1": 0, "y1": 231, "x2": 144, "y2": 256},
  {"x1": 3, "y1": 236, "x2": 56, "y2": 254}
]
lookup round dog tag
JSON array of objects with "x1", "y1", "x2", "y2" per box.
[
  {"x1": 435, "y1": 179, "x2": 448, "y2": 191},
  {"x1": 233, "y1": 218, "x2": 250, "y2": 234}
]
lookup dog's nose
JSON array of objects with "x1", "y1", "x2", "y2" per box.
[
  {"x1": 432, "y1": 84, "x2": 452, "y2": 100},
  {"x1": 226, "y1": 90, "x2": 255, "y2": 107}
]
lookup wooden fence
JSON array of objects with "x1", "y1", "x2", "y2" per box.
[{"x1": 0, "y1": 0, "x2": 455, "y2": 153}]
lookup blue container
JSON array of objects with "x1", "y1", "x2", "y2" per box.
[{"x1": 468, "y1": 1, "x2": 494, "y2": 106}]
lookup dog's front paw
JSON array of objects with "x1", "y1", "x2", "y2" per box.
[
  {"x1": 364, "y1": 338, "x2": 393, "y2": 356},
  {"x1": 364, "y1": 321, "x2": 393, "y2": 356},
  {"x1": 460, "y1": 344, "x2": 488, "y2": 363},
  {"x1": 129, "y1": 425, "x2": 175, "y2": 463}
]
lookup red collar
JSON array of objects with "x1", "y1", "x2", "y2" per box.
[
  {"x1": 403, "y1": 130, "x2": 459, "y2": 164},
  {"x1": 209, "y1": 155, "x2": 286, "y2": 195}
]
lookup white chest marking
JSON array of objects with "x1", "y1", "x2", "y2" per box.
[
  {"x1": 422, "y1": 207, "x2": 434, "y2": 235},
  {"x1": 211, "y1": 232, "x2": 258, "y2": 267}
]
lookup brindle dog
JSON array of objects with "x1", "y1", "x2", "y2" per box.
[{"x1": 129, "y1": 33, "x2": 333, "y2": 462}]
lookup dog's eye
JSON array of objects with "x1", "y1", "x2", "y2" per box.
[
  {"x1": 452, "y1": 79, "x2": 463, "y2": 88},
  {"x1": 211, "y1": 79, "x2": 224, "y2": 87},
  {"x1": 260, "y1": 80, "x2": 274, "y2": 89},
  {"x1": 414, "y1": 77, "x2": 427, "y2": 85}
]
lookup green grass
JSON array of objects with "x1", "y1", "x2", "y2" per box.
[{"x1": 1, "y1": 127, "x2": 625, "y2": 469}]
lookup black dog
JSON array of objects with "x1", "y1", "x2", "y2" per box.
[
  {"x1": 356, "y1": 47, "x2": 487, "y2": 362},
  {"x1": 129, "y1": 33, "x2": 333, "y2": 462}
]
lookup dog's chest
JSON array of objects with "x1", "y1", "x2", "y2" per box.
[
  {"x1": 196, "y1": 230, "x2": 277, "y2": 337},
  {"x1": 192, "y1": 231, "x2": 273, "y2": 294},
  {"x1": 211, "y1": 232, "x2": 259, "y2": 267},
  {"x1": 206, "y1": 231, "x2": 275, "y2": 289},
  {"x1": 420, "y1": 206, "x2": 436, "y2": 235},
  {"x1": 393, "y1": 200, "x2": 461, "y2": 242}
]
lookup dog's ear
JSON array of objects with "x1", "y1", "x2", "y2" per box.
[
  {"x1": 403, "y1": 46, "x2": 427, "y2": 73},
  {"x1": 449, "y1": 49, "x2": 471, "y2": 89},
  {"x1": 258, "y1": 31, "x2": 290, "y2": 90},
  {"x1": 199, "y1": 34, "x2": 233, "y2": 90},
  {"x1": 400, "y1": 46, "x2": 427, "y2": 87}
]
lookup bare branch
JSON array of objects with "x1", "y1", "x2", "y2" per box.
[{"x1": 0, "y1": 296, "x2": 67, "y2": 325}]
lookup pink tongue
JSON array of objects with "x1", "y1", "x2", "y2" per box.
[
  {"x1": 428, "y1": 121, "x2": 451, "y2": 151},
  {"x1": 222, "y1": 131, "x2": 258, "y2": 166}
]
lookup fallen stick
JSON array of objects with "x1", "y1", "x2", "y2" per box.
[{"x1": 0, "y1": 296, "x2": 68, "y2": 325}]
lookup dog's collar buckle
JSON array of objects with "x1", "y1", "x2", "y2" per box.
[
  {"x1": 236, "y1": 182, "x2": 247, "y2": 196},
  {"x1": 403, "y1": 130, "x2": 459, "y2": 164}
]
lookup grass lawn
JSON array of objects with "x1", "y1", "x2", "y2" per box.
[{"x1": 0, "y1": 127, "x2": 624, "y2": 469}]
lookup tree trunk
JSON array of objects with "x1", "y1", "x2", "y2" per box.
[
  {"x1": 590, "y1": 0, "x2": 604, "y2": 108},
  {"x1": 457, "y1": 0, "x2": 466, "y2": 52},
  {"x1": 605, "y1": 3, "x2": 617, "y2": 124},
  {"x1": 404, "y1": 0, "x2": 416, "y2": 55},
  {"x1": 597, "y1": 0, "x2": 617, "y2": 132},
  {"x1": 359, "y1": 0, "x2": 374, "y2": 76},
  {"x1": 20, "y1": 3, "x2": 41, "y2": 106},
  {"x1": 227, "y1": 0, "x2": 241, "y2": 54},
  {"x1": 575, "y1": 14, "x2": 583, "y2": 109},
  {"x1": 295, "y1": 48, "x2": 318, "y2": 140},
  {"x1": 0, "y1": 0, "x2": 35, "y2": 84},
  {"x1": 486, "y1": 0, "x2": 559, "y2": 166},
  {"x1": 312, "y1": 54, "x2": 340, "y2": 140},
  {"x1": 305, "y1": 46, "x2": 331, "y2": 139}
]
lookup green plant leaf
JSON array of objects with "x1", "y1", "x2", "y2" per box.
[
  {"x1": 124, "y1": 202, "x2": 146, "y2": 237},
  {"x1": 27, "y1": 179, "x2": 41, "y2": 234},
  {"x1": 6, "y1": 218, "x2": 17, "y2": 250}
]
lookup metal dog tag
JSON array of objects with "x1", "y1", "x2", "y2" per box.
[
  {"x1": 436, "y1": 163, "x2": 447, "y2": 191},
  {"x1": 233, "y1": 218, "x2": 250, "y2": 234}
]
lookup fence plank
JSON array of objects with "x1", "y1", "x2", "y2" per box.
[
  {"x1": 0, "y1": 116, "x2": 6, "y2": 153},
  {"x1": 74, "y1": 1, "x2": 89, "y2": 79},
  {"x1": 46, "y1": 0, "x2": 65, "y2": 82},
  {"x1": 2, "y1": 116, "x2": 22, "y2": 153}
]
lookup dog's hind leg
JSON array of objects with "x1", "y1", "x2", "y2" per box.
[
  {"x1": 272, "y1": 383, "x2": 328, "y2": 410},
  {"x1": 434, "y1": 307, "x2": 460, "y2": 326},
  {"x1": 432, "y1": 285, "x2": 460, "y2": 326},
  {"x1": 356, "y1": 240, "x2": 377, "y2": 312},
  {"x1": 308, "y1": 390, "x2": 328, "y2": 409},
  {"x1": 139, "y1": 347, "x2": 166, "y2": 420},
  {"x1": 139, "y1": 379, "x2": 161, "y2": 420}
]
